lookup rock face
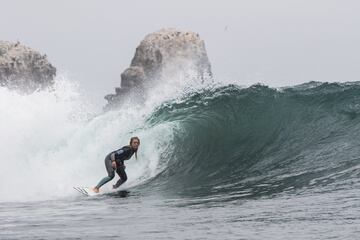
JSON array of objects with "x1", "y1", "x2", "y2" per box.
[
  {"x1": 105, "y1": 28, "x2": 212, "y2": 107},
  {"x1": 0, "y1": 41, "x2": 56, "y2": 92}
]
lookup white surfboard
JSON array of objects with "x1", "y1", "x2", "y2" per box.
[{"x1": 73, "y1": 186, "x2": 99, "y2": 196}]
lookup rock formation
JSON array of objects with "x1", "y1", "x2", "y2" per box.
[
  {"x1": 0, "y1": 41, "x2": 56, "y2": 92},
  {"x1": 105, "y1": 28, "x2": 212, "y2": 107}
]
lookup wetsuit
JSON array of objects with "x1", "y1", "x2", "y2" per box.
[{"x1": 95, "y1": 146, "x2": 135, "y2": 189}]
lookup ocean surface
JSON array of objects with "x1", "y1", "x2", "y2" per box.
[{"x1": 0, "y1": 79, "x2": 359, "y2": 239}]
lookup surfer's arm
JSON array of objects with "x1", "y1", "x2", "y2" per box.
[
  {"x1": 110, "y1": 149, "x2": 124, "y2": 169},
  {"x1": 110, "y1": 153, "x2": 117, "y2": 169}
]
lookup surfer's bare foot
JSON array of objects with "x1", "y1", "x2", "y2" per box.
[{"x1": 93, "y1": 187, "x2": 99, "y2": 193}]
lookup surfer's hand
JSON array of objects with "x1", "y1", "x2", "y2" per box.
[{"x1": 111, "y1": 161, "x2": 117, "y2": 169}]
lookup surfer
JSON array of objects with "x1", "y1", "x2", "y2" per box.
[{"x1": 92, "y1": 137, "x2": 140, "y2": 193}]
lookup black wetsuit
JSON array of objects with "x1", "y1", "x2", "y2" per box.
[{"x1": 95, "y1": 146, "x2": 135, "y2": 189}]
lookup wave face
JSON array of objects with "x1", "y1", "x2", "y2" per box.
[{"x1": 144, "y1": 82, "x2": 360, "y2": 200}]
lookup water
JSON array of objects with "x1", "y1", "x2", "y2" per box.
[
  {"x1": 0, "y1": 78, "x2": 359, "y2": 239},
  {"x1": 1, "y1": 187, "x2": 358, "y2": 239}
]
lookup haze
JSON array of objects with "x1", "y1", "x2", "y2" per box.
[{"x1": 1, "y1": 0, "x2": 359, "y2": 105}]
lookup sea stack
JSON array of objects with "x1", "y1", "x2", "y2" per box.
[
  {"x1": 0, "y1": 41, "x2": 56, "y2": 92},
  {"x1": 105, "y1": 28, "x2": 212, "y2": 108}
]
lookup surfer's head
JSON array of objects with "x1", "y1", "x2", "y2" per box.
[{"x1": 130, "y1": 136, "x2": 140, "y2": 158}]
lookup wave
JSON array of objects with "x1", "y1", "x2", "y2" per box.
[
  {"x1": 142, "y1": 81, "x2": 360, "y2": 200},
  {"x1": 1, "y1": 78, "x2": 359, "y2": 202}
]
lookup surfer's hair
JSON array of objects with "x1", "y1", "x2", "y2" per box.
[{"x1": 130, "y1": 136, "x2": 140, "y2": 159}]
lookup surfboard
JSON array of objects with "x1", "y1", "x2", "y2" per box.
[
  {"x1": 74, "y1": 186, "x2": 130, "y2": 198},
  {"x1": 73, "y1": 186, "x2": 98, "y2": 196}
]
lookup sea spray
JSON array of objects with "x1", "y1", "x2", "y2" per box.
[{"x1": 0, "y1": 70, "x2": 207, "y2": 202}]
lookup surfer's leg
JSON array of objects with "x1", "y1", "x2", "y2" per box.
[
  {"x1": 94, "y1": 156, "x2": 115, "y2": 190},
  {"x1": 113, "y1": 165, "x2": 127, "y2": 189}
]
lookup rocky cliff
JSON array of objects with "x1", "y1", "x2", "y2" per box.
[
  {"x1": 105, "y1": 28, "x2": 212, "y2": 107},
  {"x1": 0, "y1": 41, "x2": 56, "y2": 92}
]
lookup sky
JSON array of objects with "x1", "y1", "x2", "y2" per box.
[{"x1": 1, "y1": 0, "x2": 360, "y2": 106}]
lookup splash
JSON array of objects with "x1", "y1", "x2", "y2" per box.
[{"x1": 0, "y1": 75, "x2": 180, "y2": 202}]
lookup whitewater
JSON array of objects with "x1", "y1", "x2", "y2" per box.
[{"x1": 0, "y1": 75, "x2": 359, "y2": 239}]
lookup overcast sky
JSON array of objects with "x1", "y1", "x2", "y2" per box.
[{"x1": 1, "y1": 0, "x2": 360, "y2": 105}]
